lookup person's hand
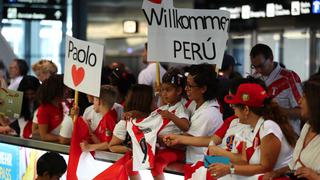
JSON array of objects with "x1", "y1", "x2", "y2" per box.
[
  {"x1": 208, "y1": 145, "x2": 226, "y2": 156},
  {"x1": 0, "y1": 114, "x2": 10, "y2": 126},
  {"x1": 80, "y1": 141, "x2": 92, "y2": 152},
  {"x1": 123, "y1": 111, "x2": 134, "y2": 121},
  {"x1": 262, "y1": 171, "x2": 280, "y2": 180},
  {"x1": 69, "y1": 106, "x2": 79, "y2": 119},
  {"x1": 0, "y1": 126, "x2": 13, "y2": 134},
  {"x1": 157, "y1": 110, "x2": 174, "y2": 121},
  {"x1": 295, "y1": 167, "x2": 319, "y2": 180},
  {"x1": 163, "y1": 134, "x2": 181, "y2": 146},
  {"x1": 208, "y1": 163, "x2": 230, "y2": 178}
]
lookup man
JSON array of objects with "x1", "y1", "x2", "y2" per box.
[
  {"x1": 8, "y1": 59, "x2": 28, "y2": 90},
  {"x1": 138, "y1": 42, "x2": 166, "y2": 90},
  {"x1": 36, "y1": 152, "x2": 67, "y2": 180},
  {"x1": 250, "y1": 43, "x2": 302, "y2": 135},
  {"x1": 218, "y1": 54, "x2": 242, "y2": 119}
]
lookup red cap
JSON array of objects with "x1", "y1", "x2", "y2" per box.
[{"x1": 224, "y1": 83, "x2": 268, "y2": 107}]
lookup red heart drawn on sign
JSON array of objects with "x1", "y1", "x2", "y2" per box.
[
  {"x1": 148, "y1": 0, "x2": 162, "y2": 4},
  {"x1": 71, "y1": 65, "x2": 85, "y2": 87}
]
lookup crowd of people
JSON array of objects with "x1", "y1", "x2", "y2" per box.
[{"x1": 0, "y1": 43, "x2": 320, "y2": 180}]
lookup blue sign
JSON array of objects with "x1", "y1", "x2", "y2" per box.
[
  {"x1": 313, "y1": 0, "x2": 320, "y2": 14},
  {"x1": 0, "y1": 143, "x2": 20, "y2": 180}
]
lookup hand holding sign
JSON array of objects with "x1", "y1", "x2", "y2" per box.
[{"x1": 64, "y1": 36, "x2": 104, "y2": 97}]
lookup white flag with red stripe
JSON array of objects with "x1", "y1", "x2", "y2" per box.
[
  {"x1": 126, "y1": 110, "x2": 170, "y2": 171},
  {"x1": 67, "y1": 117, "x2": 113, "y2": 180}
]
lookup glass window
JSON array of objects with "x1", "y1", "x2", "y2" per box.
[
  {"x1": 283, "y1": 29, "x2": 310, "y2": 81},
  {"x1": 227, "y1": 33, "x2": 252, "y2": 77}
]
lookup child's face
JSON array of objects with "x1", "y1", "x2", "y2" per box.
[
  {"x1": 161, "y1": 83, "x2": 181, "y2": 105},
  {"x1": 93, "y1": 97, "x2": 100, "y2": 113}
]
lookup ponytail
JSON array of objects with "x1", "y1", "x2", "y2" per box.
[{"x1": 251, "y1": 98, "x2": 297, "y2": 147}]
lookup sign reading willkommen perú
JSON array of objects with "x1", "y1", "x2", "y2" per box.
[
  {"x1": 64, "y1": 36, "x2": 104, "y2": 97},
  {"x1": 143, "y1": 0, "x2": 230, "y2": 68}
]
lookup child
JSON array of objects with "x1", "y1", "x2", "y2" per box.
[
  {"x1": 37, "y1": 75, "x2": 65, "y2": 142},
  {"x1": 150, "y1": 68, "x2": 190, "y2": 180},
  {"x1": 109, "y1": 84, "x2": 155, "y2": 179},
  {"x1": 80, "y1": 85, "x2": 118, "y2": 152},
  {"x1": 36, "y1": 152, "x2": 67, "y2": 180},
  {"x1": 109, "y1": 84, "x2": 155, "y2": 152}
]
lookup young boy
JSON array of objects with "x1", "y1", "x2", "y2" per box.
[
  {"x1": 80, "y1": 85, "x2": 118, "y2": 152},
  {"x1": 36, "y1": 152, "x2": 67, "y2": 180}
]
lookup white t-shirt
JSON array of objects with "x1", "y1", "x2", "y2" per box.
[
  {"x1": 82, "y1": 105, "x2": 103, "y2": 131},
  {"x1": 113, "y1": 103, "x2": 124, "y2": 122},
  {"x1": 289, "y1": 123, "x2": 320, "y2": 173},
  {"x1": 158, "y1": 100, "x2": 190, "y2": 136},
  {"x1": 8, "y1": 76, "x2": 23, "y2": 90},
  {"x1": 248, "y1": 118, "x2": 293, "y2": 170},
  {"x1": 219, "y1": 118, "x2": 251, "y2": 153},
  {"x1": 113, "y1": 120, "x2": 127, "y2": 140},
  {"x1": 138, "y1": 63, "x2": 166, "y2": 88},
  {"x1": 186, "y1": 100, "x2": 223, "y2": 163},
  {"x1": 59, "y1": 115, "x2": 73, "y2": 138}
]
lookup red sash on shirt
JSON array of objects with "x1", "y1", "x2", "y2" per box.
[{"x1": 94, "y1": 109, "x2": 117, "y2": 143}]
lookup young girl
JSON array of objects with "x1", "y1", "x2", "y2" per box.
[
  {"x1": 36, "y1": 74, "x2": 66, "y2": 142},
  {"x1": 149, "y1": 68, "x2": 190, "y2": 180},
  {"x1": 109, "y1": 84, "x2": 155, "y2": 180}
]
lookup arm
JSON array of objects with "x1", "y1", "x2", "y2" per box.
[
  {"x1": 109, "y1": 135, "x2": 130, "y2": 153},
  {"x1": 80, "y1": 141, "x2": 109, "y2": 152},
  {"x1": 59, "y1": 136, "x2": 70, "y2": 145},
  {"x1": 208, "y1": 143, "x2": 248, "y2": 165},
  {"x1": 38, "y1": 124, "x2": 60, "y2": 142},
  {"x1": 158, "y1": 110, "x2": 190, "y2": 132},
  {"x1": 163, "y1": 134, "x2": 222, "y2": 147},
  {"x1": 262, "y1": 166, "x2": 290, "y2": 180},
  {"x1": 209, "y1": 133, "x2": 281, "y2": 177}
]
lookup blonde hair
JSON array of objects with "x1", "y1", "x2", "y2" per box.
[{"x1": 32, "y1": 59, "x2": 58, "y2": 75}]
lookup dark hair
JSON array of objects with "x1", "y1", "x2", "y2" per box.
[
  {"x1": 18, "y1": 75, "x2": 40, "y2": 120},
  {"x1": 303, "y1": 75, "x2": 320, "y2": 134},
  {"x1": 188, "y1": 63, "x2": 219, "y2": 101},
  {"x1": 14, "y1": 59, "x2": 29, "y2": 76},
  {"x1": 250, "y1": 44, "x2": 273, "y2": 60},
  {"x1": 37, "y1": 152, "x2": 67, "y2": 177},
  {"x1": 37, "y1": 74, "x2": 64, "y2": 104},
  {"x1": 162, "y1": 68, "x2": 185, "y2": 89},
  {"x1": 109, "y1": 67, "x2": 135, "y2": 100},
  {"x1": 125, "y1": 84, "x2": 153, "y2": 114},
  {"x1": 248, "y1": 99, "x2": 297, "y2": 147}
]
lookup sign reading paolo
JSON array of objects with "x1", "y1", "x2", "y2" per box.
[
  {"x1": 142, "y1": 0, "x2": 230, "y2": 68},
  {"x1": 64, "y1": 36, "x2": 103, "y2": 97}
]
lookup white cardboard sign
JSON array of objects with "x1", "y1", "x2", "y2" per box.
[
  {"x1": 64, "y1": 36, "x2": 103, "y2": 97},
  {"x1": 142, "y1": 0, "x2": 230, "y2": 68}
]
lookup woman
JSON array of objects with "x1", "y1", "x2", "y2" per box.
[
  {"x1": 263, "y1": 75, "x2": 320, "y2": 180},
  {"x1": 36, "y1": 74, "x2": 65, "y2": 142},
  {"x1": 169, "y1": 64, "x2": 223, "y2": 164},
  {"x1": 206, "y1": 83, "x2": 297, "y2": 179}
]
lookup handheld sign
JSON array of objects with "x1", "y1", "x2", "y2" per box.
[
  {"x1": 0, "y1": 88, "x2": 23, "y2": 119},
  {"x1": 64, "y1": 36, "x2": 104, "y2": 97},
  {"x1": 142, "y1": 0, "x2": 230, "y2": 68}
]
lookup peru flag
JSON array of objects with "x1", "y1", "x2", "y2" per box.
[
  {"x1": 67, "y1": 117, "x2": 113, "y2": 180},
  {"x1": 126, "y1": 111, "x2": 170, "y2": 171}
]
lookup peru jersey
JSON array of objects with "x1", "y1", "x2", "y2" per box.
[
  {"x1": 126, "y1": 110, "x2": 170, "y2": 171},
  {"x1": 254, "y1": 63, "x2": 302, "y2": 134}
]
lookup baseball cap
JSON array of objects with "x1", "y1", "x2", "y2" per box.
[{"x1": 224, "y1": 83, "x2": 268, "y2": 107}]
